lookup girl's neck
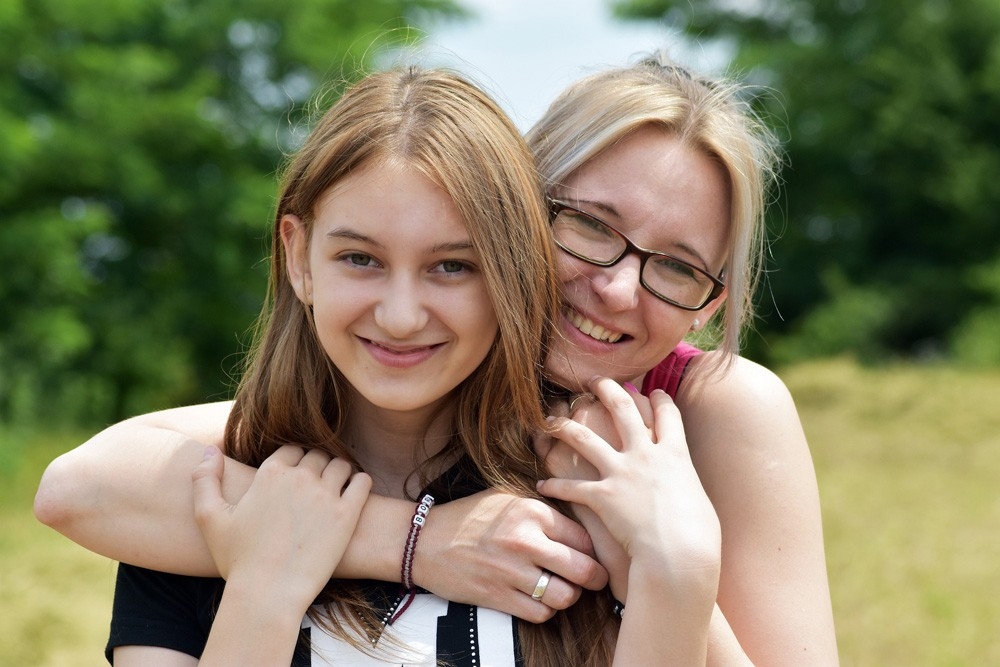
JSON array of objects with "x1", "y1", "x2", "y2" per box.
[{"x1": 344, "y1": 396, "x2": 459, "y2": 499}]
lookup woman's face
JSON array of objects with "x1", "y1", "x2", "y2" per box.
[
  {"x1": 282, "y1": 161, "x2": 499, "y2": 417},
  {"x1": 545, "y1": 126, "x2": 731, "y2": 390}
]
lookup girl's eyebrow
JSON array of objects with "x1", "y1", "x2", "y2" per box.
[
  {"x1": 325, "y1": 228, "x2": 379, "y2": 246},
  {"x1": 325, "y1": 228, "x2": 474, "y2": 254},
  {"x1": 431, "y1": 241, "x2": 475, "y2": 253}
]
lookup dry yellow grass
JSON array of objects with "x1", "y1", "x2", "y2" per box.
[
  {"x1": 2, "y1": 358, "x2": 998, "y2": 665},
  {"x1": 784, "y1": 359, "x2": 1000, "y2": 666},
  {"x1": 1, "y1": 432, "x2": 114, "y2": 667}
]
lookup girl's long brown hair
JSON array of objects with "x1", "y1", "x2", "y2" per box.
[{"x1": 224, "y1": 66, "x2": 616, "y2": 664}]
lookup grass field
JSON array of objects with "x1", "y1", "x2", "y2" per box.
[{"x1": 2, "y1": 357, "x2": 998, "y2": 665}]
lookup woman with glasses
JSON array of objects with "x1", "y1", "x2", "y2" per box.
[{"x1": 37, "y1": 52, "x2": 838, "y2": 665}]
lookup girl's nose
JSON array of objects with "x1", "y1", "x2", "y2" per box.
[{"x1": 373, "y1": 277, "x2": 430, "y2": 337}]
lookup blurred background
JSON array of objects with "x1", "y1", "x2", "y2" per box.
[{"x1": 1, "y1": 0, "x2": 998, "y2": 664}]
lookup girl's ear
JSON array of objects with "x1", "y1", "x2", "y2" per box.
[{"x1": 280, "y1": 214, "x2": 312, "y2": 305}]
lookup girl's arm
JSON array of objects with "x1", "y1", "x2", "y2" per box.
[
  {"x1": 194, "y1": 446, "x2": 370, "y2": 666},
  {"x1": 678, "y1": 354, "x2": 839, "y2": 666},
  {"x1": 112, "y1": 446, "x2": 370, "y2": 666},
  {"x1": 34, "y1": 404, "x2": 606, "y2": 620}
]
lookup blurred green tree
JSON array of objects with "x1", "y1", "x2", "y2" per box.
[
  {"x1": 0, "y1": 0, "x2": 464, "y2": 425},
  {"x1": 613, "y1": 0, "x2": 1000, "y2": 364}
]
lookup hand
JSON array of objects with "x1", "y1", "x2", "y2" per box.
[
  {"x1": 537, "y1": 379, "x2": 721, "y2": 596},
  {"x1": 535, "y1": 396, "x2": 634, "y2": 601},
  {"x1": 192, "y1": 444, "x2": 372, "y2": 611},
  {"x1": 414, "y1": 489, "x2": 609, "y2": 623}
]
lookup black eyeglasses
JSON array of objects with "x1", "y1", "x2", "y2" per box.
[{"x1": 548, "y1": 198, "x2": 726, "y2": 311}]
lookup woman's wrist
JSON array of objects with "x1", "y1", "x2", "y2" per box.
[{"x1": 333, "y1": 493, "x2": 412, "y2": 582}]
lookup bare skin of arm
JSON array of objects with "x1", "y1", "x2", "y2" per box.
[
  {"x1": 34, "y1": 404, "x2": 606, "y2": 622},
  {"x1": 542, "y1": 387, "x2": 752, "y2": 665},
  {"x1": 114, "y1": 446, "x2": 371, "y2": 666},
  {"x1": 540, "y1": 357, "x2": 838, "y2": 666},
  {"x1": 679, "y1": 353, "x2": 839, "y2": 666},
  {"x1": 539, "y1": 380, "x2": 723, "y2": 664}
]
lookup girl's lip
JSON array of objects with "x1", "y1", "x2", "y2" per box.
[{"x1": 361, "y1": 338, "x2": 442, "y2": 368}]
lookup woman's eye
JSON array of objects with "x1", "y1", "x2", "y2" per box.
[
  {"x1": 569, "y1": 211, "x2": 612, "y2": 236},
  {"x1": 655, "y1": 257, "x2": 697, "y2": 279}
]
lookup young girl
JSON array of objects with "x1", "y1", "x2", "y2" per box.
[
  {"x1": 38, "y1": 54, "x2": 838, "y2": 665},
  {"x1": 100, "y1": 66, "x2": 719, "y2": 665}
]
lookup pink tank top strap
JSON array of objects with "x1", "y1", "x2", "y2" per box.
[{"x1": 640, "y1": 342, "x2": 703, "y2": 399}]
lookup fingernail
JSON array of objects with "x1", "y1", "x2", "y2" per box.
[
  {"x1": 623, "y1": 381, "x2": 639, "y2": 393},
  {"x1": 203, "y1": 445, "x2": 218, "y2": 460}
]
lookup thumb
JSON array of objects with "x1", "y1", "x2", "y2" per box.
[{"x1": 192, "y1": 445, "x2": 226, "y2": 526}]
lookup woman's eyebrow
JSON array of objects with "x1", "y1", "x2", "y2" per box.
[
  {"x1": 569, "y1": 198, "x2": 715, "y2": 270},
  {"x1": 570, "y1": 198, "x2": 621, "y2": 221}
]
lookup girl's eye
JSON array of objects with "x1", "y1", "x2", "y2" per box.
[
  {"x1": 344, "y1": 253, "x2": 376, "y2": 267},
  {"x1": 437, "y1": 260, "x2": 470, "y2": 274}
]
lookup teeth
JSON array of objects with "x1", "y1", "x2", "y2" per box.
[{"x1": 566, "y1": 308, "x2": 623, "y2": 343}]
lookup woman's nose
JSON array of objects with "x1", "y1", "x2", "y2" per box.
[{"x1": 593, "y1": 255, "x2": 642, "y2": 312}]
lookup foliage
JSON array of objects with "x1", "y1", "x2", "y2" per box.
[
  {"x1": 613, "y1": 0, "x2": 1000, "y2": 365},
  {"x1": 0, "y1": 0, "x2": 464, "y2": 426}
]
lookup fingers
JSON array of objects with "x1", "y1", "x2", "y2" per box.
[
  {"x1": 531, "y1": 429, "x2": 555, "y2": 461},
  {"x1": 649, "y1": 389, "x2": 691, "y2": 460},
  {"x1": 265, "y1": 444, "x2": 307, "y2": 467},
  {"x1": 340, "y1": 470, "x2": 373, "y2": 504},
  {"x1": 624, "y1": 382, "x2": 655, "y2": 430},
  {"x1": 265, "y1": 445, "x2": 364, "y2": 489},
  {"x1": 539, "y1": 510, "x2": 609, "y2": 591},
  {"x1": 587, "y1": 377, "x2": 651, "y2": 450},
  {"x1": 536, "y1": 476, "x2": 601, "y2": 509}
]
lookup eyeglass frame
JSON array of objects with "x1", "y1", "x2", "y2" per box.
[{"x1": 547, "y1": 198, "x2": 726, "y2": 311}]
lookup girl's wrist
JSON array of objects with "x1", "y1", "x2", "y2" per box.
[{"x1": 223, "y1": 571, "x2": 315, "y2": 621}]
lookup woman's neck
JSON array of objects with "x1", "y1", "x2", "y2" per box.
[{"x1": 343, "y1": 396, "x2": 459, "y2": 499}]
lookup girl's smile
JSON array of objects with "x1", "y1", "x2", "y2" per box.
[{"x1": 282, "y1": 160, "x2": 500, "y2": 426}]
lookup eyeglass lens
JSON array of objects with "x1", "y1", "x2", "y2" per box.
[{"x1": 550, "y1": 205, "x2": 717, "y2": 309}]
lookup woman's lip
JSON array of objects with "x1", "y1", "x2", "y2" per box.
[
  {"x1": 562, "y1": 306, "x2": 627, "y2": 344},
  {"x1": 361, "y1": 338, "x2": 442, "y2": 368}
]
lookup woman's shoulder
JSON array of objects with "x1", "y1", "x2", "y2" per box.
[
  {"x1": 682, "y1": 351, "x2": 793, "y2": 405},
  {"x1": 642, "y1": 342, "x2": 704, "y2": 398},
  {"x1": 676, "y1": 351, "x2": 805, "y2": 458}
]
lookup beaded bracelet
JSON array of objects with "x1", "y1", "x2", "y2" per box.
[{"x1": 389, "y1": 493, "x2": 435, "y2": 624}]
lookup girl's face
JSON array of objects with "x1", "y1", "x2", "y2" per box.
[
  {"x1": 546, "y1": 126, "x2": 731, "y2": 389},
  {"x1": 282, "y1": 161, "x2": 499, "y2": 418}
]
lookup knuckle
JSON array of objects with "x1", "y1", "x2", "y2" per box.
[
  {"x1": 192, "y1": 504, "x2": 213, "y2": 529},
  {"x1": 529, "y1": 606, "x2": 556, "y2": 623},
  {"x1": 548, "y1": 585, "x2": 580, "y2": 609},
  {"x1": 574, "y1": 558, "x2": 603, "y2": 586}
]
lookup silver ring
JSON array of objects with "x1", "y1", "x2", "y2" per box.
[
  {"x1": 568, "y1": 393, "x2": 595, "y2": 412},
  {"x1": 530, "y1": 571, "x2": 551, "y2": 601}
]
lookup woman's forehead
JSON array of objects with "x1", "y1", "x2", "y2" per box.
[{"x1": 560, "y1": 128, "x2": 731, "y2": 267}]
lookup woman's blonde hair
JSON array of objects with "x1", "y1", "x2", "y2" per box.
[
  {"x1": 224, "y1": 66, "x2": 613, "y2": 665},
  {"x1": 528, "y1": 51, "x2": 781, "y2": 363}
]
